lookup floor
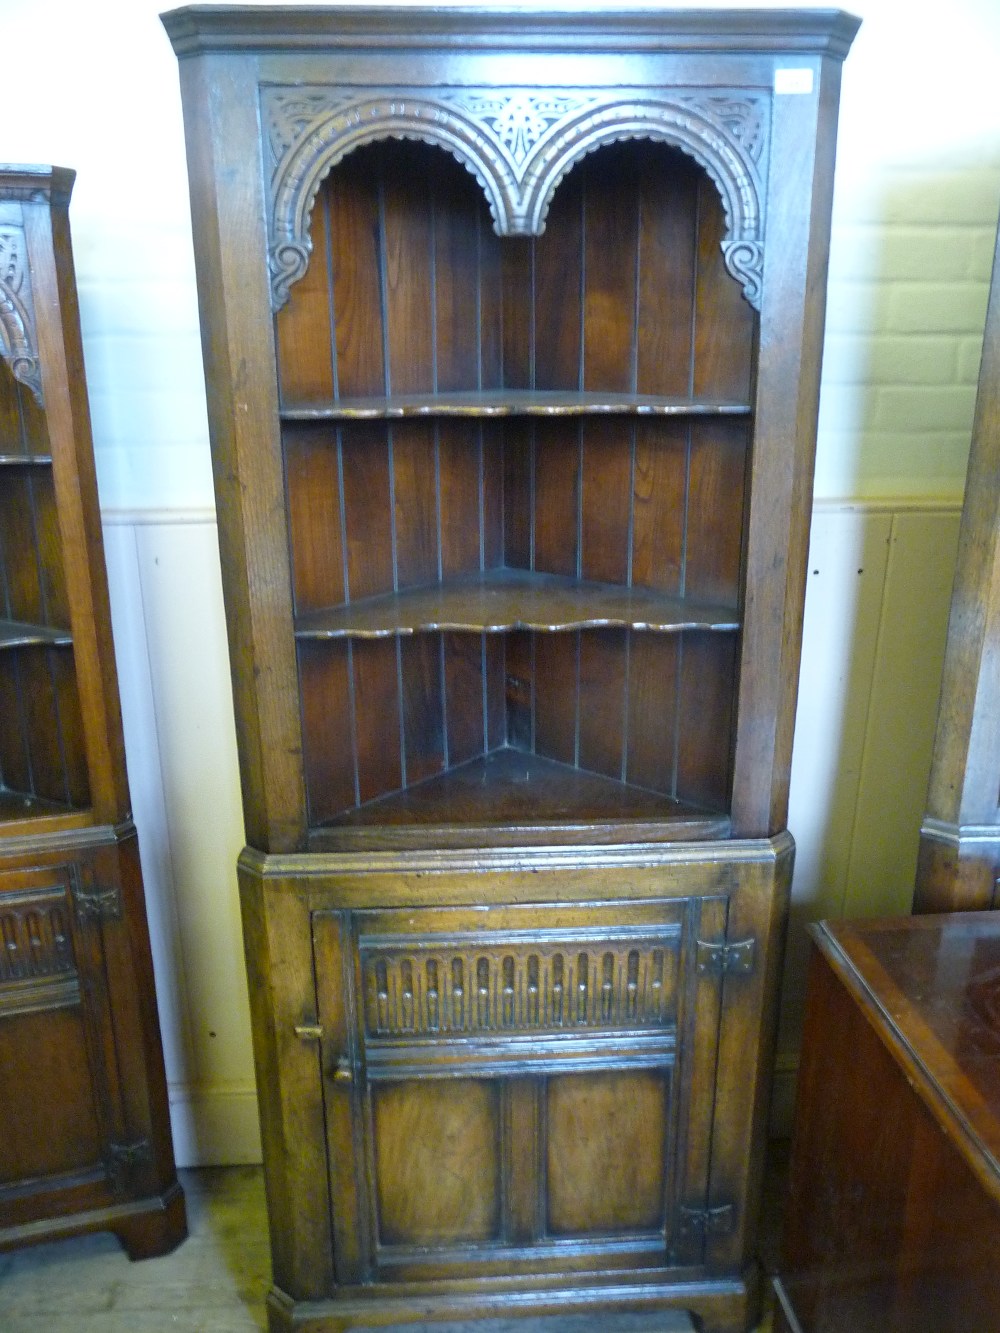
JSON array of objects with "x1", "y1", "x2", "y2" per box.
[{"x1": 0, "y1": 1158, "x2": 784, "y2": 1332}]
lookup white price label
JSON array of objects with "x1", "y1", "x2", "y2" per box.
[{"x1": 774, "y1": 67, "x2": 814, "y2": 95}]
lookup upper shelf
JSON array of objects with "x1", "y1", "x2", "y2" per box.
[
  {"x1": 0, "y1": 454, "x2": 53, "y2": 466},
  {"x1": 280, "y1": 390, "x2": 752, "y2": 423},
  {"x1": 0, "y1": 619, "x2": 72, "y2": 650},
  {"x1": 295, "y1": 569, "x2": 740, "y2": 639}
]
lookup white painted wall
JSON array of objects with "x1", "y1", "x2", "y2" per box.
[{"x1": 3, "y1": 0, "x2": 998, "y2": 1159}]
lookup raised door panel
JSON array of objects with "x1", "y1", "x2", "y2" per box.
[
  {"x1": 313, "y1": 894, "x2": 728, "y2": 1285},
  {"x1": 0, "y1": 861, "x2": 125, "y2": 1218}
]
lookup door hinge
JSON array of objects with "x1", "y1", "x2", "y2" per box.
[
  {"x1": 107, "y1": 1137, "x2": 152, "y2": 1188},
  {"x1": 679, "y1": 1202, "x2": 736, "y2": 1238},
  {"x1": 71, "y1": 875, "x2": 123, "y2": 924},
  {"x1": 696, "y1": 937, "x2": 756, "y2": 977}
]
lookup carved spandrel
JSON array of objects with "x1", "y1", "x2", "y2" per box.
[
  {"x1": 262, "y1": 84, "x2": 769, "y2": 312},
  {"x1": 360, "y1": 933, "x2": 680, "y2": 1038},
  {"x1": 0, "y1": 224, "x2": 43, "y2": 407},
  {"x1": 0, "y1": 888, "x2": 76, "y2": 984}
]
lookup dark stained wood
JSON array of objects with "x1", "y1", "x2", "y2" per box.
[
  {"x1": 636, "y1": 153, "x2": 699, "y2": 397},
  {"x1": 283, "y1": 424, "x2": 345, "y2": 614},
  {"x1": 913, "y1": 217, "x2": 1000, "y2": 912},
  {"x1": 399, "y1": 633, "x2": 446, "y2": 786},
  {"x1": 0, "y1": 168, "x2": 184, "y2": 1259},
  {"x1": 442, "y1": 631, "x2": 485, "y2": 768},
  {"x1": 295, "y1": 569, "x2": 741, "y2": 639},
  {"x1": 275, "y1": 189, "x2": 335, "y2": 404},
  {"x1": 577, "y1": 629, "x2": 627, "y2": 780},
  {"x1": 164, "y1": 8, "x2": 856, "y2": 1329},
  {"x1": 582, "y1": 151, "x2": 639, "y2": 394},
  {"x1": 299, "y1": 640, "x2": 357, "y2": 824},
  {"x1": 777, "y1": 914, "x2": 1000, "y2": 1333},
  {"x1": 532, "y1": 421, "x2": 579, "y2": 578},
  {"x1": 676, "y1": 633, "x2": 738, "y2": 810},
  {"x1": 533, "y1": 170, "x2": 582, "y2": 391},
  {"x1": 351, "y1": 638, "x2": 403, "y2": 803},
  {"x1": 339, "y1": 423, "x2": 394, "y2": 600},
  {"x1": 327, "y1": 160, "x2": 386, "y2": 397},
  {"x1": 580, "y1": 419, "x2": 632, "y2": 585},
  {"x1": 437, "y1": 419, "x2": 482, "y2": 579},
  {"x1": 533, "y1": 632, "x2": 578, "y2": 767},
  {"x1": 391, "y1": 421, "x2": 438, "y2": 590},
  {"x1": 685, "y1": 421, "x2": 750, "y2": 606},
  {"x1": 625, "y1": 632, "x2": 679, "y2": 794}
]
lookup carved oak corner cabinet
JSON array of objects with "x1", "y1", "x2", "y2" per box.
[
  {"x1": 0, "y1": 168, "x2": 185, "y2": 1258},
  {"x1": 163, "y1": 8, "x2": 858, "y2": 1331}
]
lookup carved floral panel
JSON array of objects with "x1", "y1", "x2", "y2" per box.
[{"x1": 0, "y1": 224, "x2": 43, "y2": 407}]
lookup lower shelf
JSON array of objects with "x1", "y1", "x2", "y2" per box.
[
  {"x1": 309, "y1": 747, "x2": 730, "y2": 850},
  {"x1": 0, "y1": 787, "x2": 85, "y2": 832}
]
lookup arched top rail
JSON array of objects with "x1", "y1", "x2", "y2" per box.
[{"x1": 263, "y1": 84, "x2": 770, "y2": 312}]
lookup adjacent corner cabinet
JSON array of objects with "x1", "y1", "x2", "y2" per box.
[
  {"x1": 913, "y1": 215, "x2": 1000, "y2": 914},
  {"x1": 164, "y1": 9, "x2": 858, "y2": 1331},
  {"x1": 0, "y1": 167, "x2": 185, "y2": 1258}
]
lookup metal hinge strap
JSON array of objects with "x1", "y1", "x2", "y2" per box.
[
  {"x1": 72, "y1": 880, "x2": 123, "y2": 924},
  {"x1": 679, "y1": 1202, "x2": 736, "y2": 1237},
  {"x1": 696, "y1": 937, "x2": 756, "y2": 977}
]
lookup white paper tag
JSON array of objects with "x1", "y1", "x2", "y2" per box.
[{"x1": 774, "y1": 67, "x2": 814, "y2": 95}]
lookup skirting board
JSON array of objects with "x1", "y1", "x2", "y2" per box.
[{"x1": 169, "y1": 1083, "x2": 263, "y2": 1168}]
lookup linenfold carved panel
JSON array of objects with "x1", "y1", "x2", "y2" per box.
[
  {"x1": 262, "y1": 84, "x2": 769, "y2": 312},
  {"x1": 360, "y1": 931, "x2": 681, "y2": 1037},
  {"x1": 0, "y1": 225, "x2": 43, "y2": 407},
  {"x1": 0, "y1": 888, "x2": 76, "y2": 984}
]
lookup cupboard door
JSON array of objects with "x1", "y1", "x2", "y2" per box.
[
  {"x1": 0, "y1": 861, "x2": 132, "y2": 1216},
  {"x1": 313, "y1": 894, "x2": 729, "y2": 1283}
]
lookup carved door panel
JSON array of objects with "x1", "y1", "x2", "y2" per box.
[
  {"x1": 312, "y1": 894, "x2": 730, "y2": 1285},
  {"x1": 0, "y1": 860, "x2": 132, "y2": 1215}
]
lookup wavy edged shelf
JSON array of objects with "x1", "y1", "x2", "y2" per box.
[
  {"x1": 295, "y1": 569, "x2": 740, "y2": 640},
  {"x1": 0, "y1": 454, "x2": 53, "y2": 466},
  {"x1": 309, "y1": 747, "x2": 731, "y2": 851},
  {"x1": 281, "y1": 390, "x2": 752, "y2": 422},
  {"x1": 0, "y1": 619, "x2": 72, "y2": 650}
]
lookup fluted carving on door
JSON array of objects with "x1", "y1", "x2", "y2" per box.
[{"x1": 360, "y1": 933, "x2": 681, "y2": 1037}]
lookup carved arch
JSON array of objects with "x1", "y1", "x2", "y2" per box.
[
  {"x1": 0, "y1": 226, "x2": 44, "y2": 406},
  {"x1": 263, "y1": 86, "x2": 769, "y2": 313}
]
